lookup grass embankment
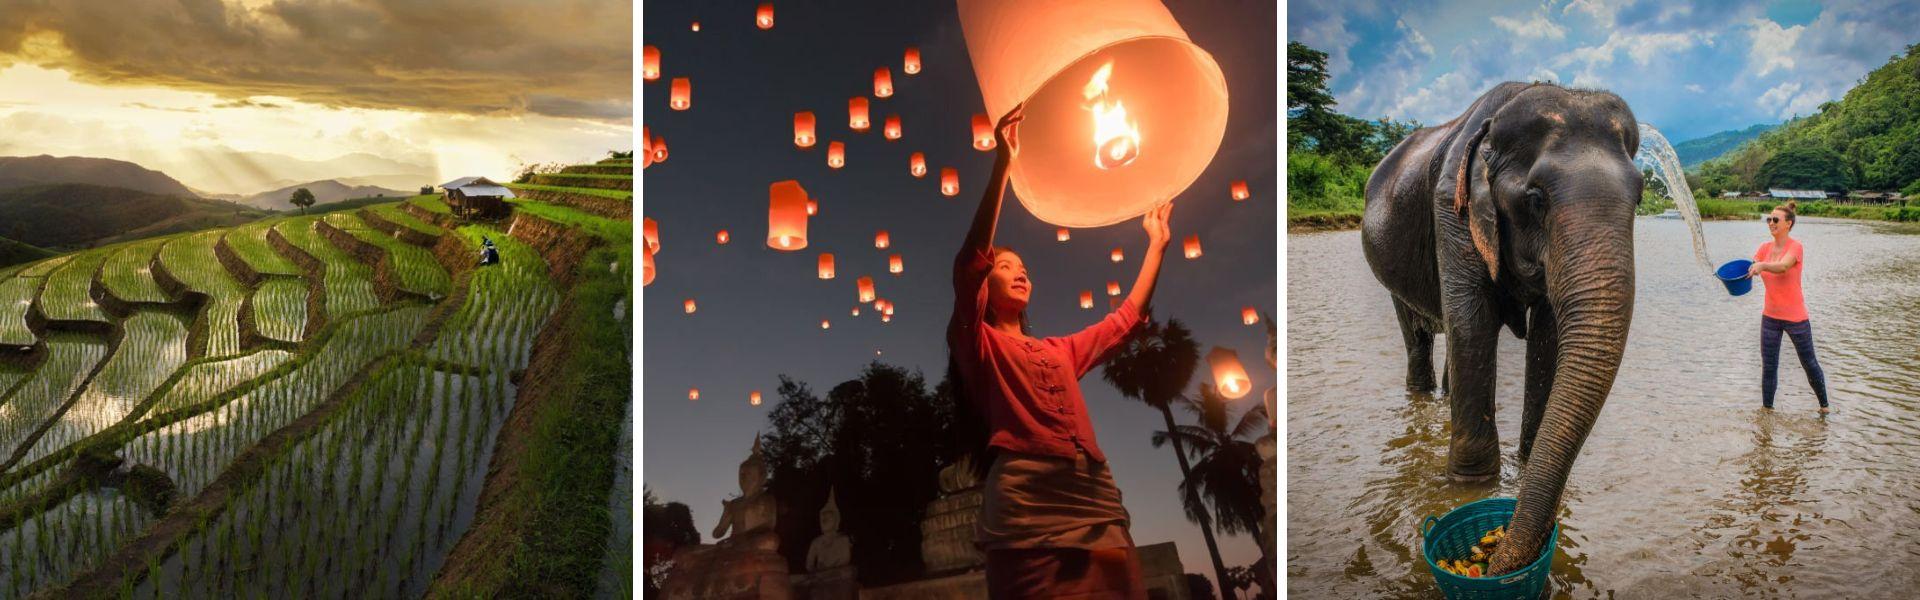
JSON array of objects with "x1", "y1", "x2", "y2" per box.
[
  {"x1": 1642, "y1": 194, "x2": 1920, "y2": 222},
  {"x1": 0, "y1": 236, "x2": 54, "y2": 270},
  {"x1": 1287, "y1": 150, "x2": 1369, "y2": 231}
]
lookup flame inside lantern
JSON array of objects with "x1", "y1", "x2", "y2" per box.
[{"x1": 1083, "y1": 62, "x2": 1141, "y2": 170}]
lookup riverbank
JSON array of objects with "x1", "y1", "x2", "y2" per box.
[{"x1": 1287, "y1": 197, "x2": 1920, "y2": 231}]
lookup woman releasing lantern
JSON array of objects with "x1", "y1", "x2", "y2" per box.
[{"x1": 946, "y1": 105, "x2": 1168, "y2": 598}]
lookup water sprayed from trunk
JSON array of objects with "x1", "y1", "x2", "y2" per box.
[{"x1": 1635, "y1": 124, "x2": 1714, "y2": 274}]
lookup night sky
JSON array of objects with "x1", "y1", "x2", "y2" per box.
[{"x1": 640, "y1": 0, "x2": 1277, "y2": 582}]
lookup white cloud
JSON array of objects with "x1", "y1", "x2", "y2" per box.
[
  {"x1": 1684, "y1": 83, "x2": 1704, "y2": 93},
  {"x1": 1553, "y1": 30, "x2": 1711, "y2": 71},
  {"x1": 1562, "y1": 0, "x2": 1627, "y2": 28},
  {"x1": 1492, "y1": 10, "x2": 1568, "y2": 41},
  {"x1": 1340, "y1": 19, "x2": 1437, "y2": 121},
  {"x1": 1746, "y1": 18, "x2": 1803, "y2": 77},
  {"x1": 1289, "y1": 2, "x2": 1360, "y2": 77},
  {"x1": 1756, "y1": 81, "x2": 1829, "y2": 119}
]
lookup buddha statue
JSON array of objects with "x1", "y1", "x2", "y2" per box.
[
  {"x1": 663, "y1": 434, "x2": 791, "y2": 600},
  {"x1": 806, "y1": 488, "x2": 853, "y2": 572}
]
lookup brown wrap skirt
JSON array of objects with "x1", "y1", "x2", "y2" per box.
[{"x1": 977, "y1": 450, "x2": 1145, "y2": 599}]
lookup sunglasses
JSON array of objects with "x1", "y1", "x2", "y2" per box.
[{"x1": 1765, "y1": 216, "x2": 1787, "y2": 224}]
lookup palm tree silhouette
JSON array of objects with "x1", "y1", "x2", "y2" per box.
[
  {"x1": 1155, "y1": 384, "x2": 1268, "y2": 540},
  {"x1": 1101, "y1": 318, "x2": 1233, "y2": 595}
]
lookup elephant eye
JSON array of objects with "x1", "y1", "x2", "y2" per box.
[{"x1": 1527, "y1": 188, "x2": 1547, "y2": 211}]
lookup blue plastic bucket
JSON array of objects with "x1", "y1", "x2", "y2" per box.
[
  {"x1": 1716, "y1": 259, "x2": 1755, "y2": 296},
  {"x1": 1419, "y1": 497, "x2": 1556, "y2": 600}
]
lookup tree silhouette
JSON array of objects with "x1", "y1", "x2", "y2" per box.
[{"x1": 288, "y1": 187, "x2": 316, "y2": 214}]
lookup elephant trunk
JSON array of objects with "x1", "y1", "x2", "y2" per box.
[{"x1": 1488, "y1": 196, "x2": 1635, "y2": 575}]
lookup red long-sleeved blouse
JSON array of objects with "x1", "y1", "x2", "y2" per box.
[{"x1": 947, "y1": 246, "x2": 1145, "y2": 462}]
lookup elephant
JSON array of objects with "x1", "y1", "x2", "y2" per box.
[{"x1": 1361, "y1": 81, "x2": 1642, "y2": 574}]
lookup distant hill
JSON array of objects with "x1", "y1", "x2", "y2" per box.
[
  {"x1": 1696, "y1": 44, "x2": 1920, "y2": 195},
  {"x1": 0, "y1": 235, "x2": 54, "y2": 269},
  {"x1": 147, "y1": 148, "x2": 433, "y2": 196},
  {"x1": 0, "y1": 155, "x2": 197, "y2": 197},
  {"x1": 1673, "y1": 123, "x2": 1778, "y2": 168},
  {"x1": 0, "y1": 183, "x2": 269, "y2": 249},
  {"x1": 239, "y1": 180, "x2": 412, "y2": 211}
]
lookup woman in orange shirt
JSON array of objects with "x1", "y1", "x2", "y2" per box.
[{"x1": 1747, "y1": 200, "x2": 1829, "y2": 412}]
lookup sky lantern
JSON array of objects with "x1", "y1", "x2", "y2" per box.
[
  {"x1": 642, "y1": 128, "x2": 653, "y2": 168},
  {"x1": 818, "y1": 253, "x2": 836, "y2": 279},
  {"x1": 1110, "y1": 247, "x2": 1123, "y2": 263},
  {"x1": 884, "y1": 115, "x2": 903, "y2": 140},
  {"x1": 1057, "y1": 228, "x2": 1070, "y2": 242},
  {"x1": 756, "y1": 3, "x2": 774, "y2": 29},
  {"x1": 684, "y1": 299, "x2": 697, "y2": 314},
  {"x1": 644, "y1": 218, "x2": 660, "y2": 254},
  {"x1": 904, "y1": 46, "x2": 922, "y2": 74},
  {"x1": 1231, "y1": 180, "x2": 1250, "y2": 201},
  {"x1": 642, "y1": 247, "x2": 656, "y2": 286},
  {"x1": 882, "y1": 302, "x2": 895, "y2": 316},
  {"x1": 874, "y1": 68, "x2": 894, "y2": 98},
  {"x1": 767, "y1": 180, "x2": 809, "y2": 251},
  {"x1": 794, "y1": 112, "x2": 816, "y2": 148},
  {"x1": 643, "y1": 46, "x2": 660, "y2": 81},
  {"x1": 910, "y1": 152, "x2": 927, "y2": 177},
  {"x1": 1107, "y1": 280, "x2": 1121, "y2": 296},
  {"x1": 889, "y1": 254, "x2": 903, "y2": 274},
  {"x1": 1208, "y1": 347, "x2": 1251, "y2": 399},
  {"x1": 1242, "y1": 307, "x2": 1259, "y2": 325},
  {"x1": 651, "y1": 134, "x2": 669, "y2": 164},
  {"x1": 851, "y1": 306, "x2": 861, "y2": 316},
  {"x1": 689, "y1": 388, "x2": 700, "y2": 400},
  {"x1": 874, "y1": 230, "x2": 890, "y2": 249},
  {"x1": 941, "y1": 168, "x2": 959, "y2": 196},
  {"x1": 1183, "y1": 234, "x2": 1202, "y2": 259},
  {"x1": 971, "y1": 113, "x2": 995, "y2": 151},
  {"x1": 669, "y1": 77, "x2": 691, "y2": 110},
  {"x1": 827, "y1": 142, "x2": 846, "y2": 168},
  {"x1": 822, "y1": 319, "x2": 831, "y2": 330},
  {"x1": 751, "y1": 391, "x2": 763, "y2": 406},
  {"x1": 956, "y1": 0, "x2": 1229, "y2": 228},
  {"x1": 807, "y1": 199, "x2": 818, "y2": 216},
  {"x1": 1079, "y1": 290, "x2": 1093, "y2": 309},
  {"x1": 691, "y1": 21, "x2": 700, "y2": 32},
  {"x1": 849, "y1": 97, "x2": 871, "y2": 131},
  {"x1": 716, "y1": 230, "x2": 730, "y2": 244},
  {"x1": 881, "y1": 314, "x2": 892, "y2": 323},
  {"x1": 857, "y1": 276, "x2": 876, "y2": 303}
]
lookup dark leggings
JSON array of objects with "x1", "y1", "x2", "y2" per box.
[{"x1": 1761, "y1": 316, "x2": 1829, "y2": 408}]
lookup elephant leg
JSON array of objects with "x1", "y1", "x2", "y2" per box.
[
  {"x1": 1394, "y1": 300, "x2": 1437, "y2": 392},
  {"x1": 1444, "y1": 301, "x2": 1503, "y2": 480},
  {"x1": 1520, "y1": 303, "x2": 1557, "y2": 462}
]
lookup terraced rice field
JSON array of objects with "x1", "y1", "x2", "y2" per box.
[{"x1": 0, "y1": 194, "x2": 627, "y2": 597}]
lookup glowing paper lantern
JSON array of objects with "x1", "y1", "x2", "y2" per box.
[
  {"x1": 1106, "y1": 281, "x2": 1120, "y2": 296},
  {"x1": 849, "y1": 97, "x2": 871, "y2": 132},
  {"x1": 822, "y1": 320, "x2": 831, "y2": 330},
  {"x1": 767, "y1": 180, "x2": 809, "y2": 251},
  {"x1": 827, "y1": 142, "x2": 845, "y2": 169},
  {"x1": 651, "y1": 135, "x2": 668, "y2": 163},
  {"x1": 874, "y1": 68, "x2": 894, "y2": 98},
  {"x1": 874, "y1": 231, "x2": 890, "y2": 249},
  {"x1": 689, "y1": 388, "x2": 700, "y2": 400},
  {"x1": 670, "y1": 78, "x2": 691, "y2": 110},
  {"x1": 1208, "y1": 347, "x2": 1251, "y2": 399},
  {"x1": 971, "y1": 113, "x2": 995, "y2": 151},
  {"x1": 691, "y1": 21, "x2": 701, "y2": 32},
  {"x1": 643, "y1": 46, "x2": 661, "y2": 81},
  {"x1": 1242, "y1": 307, "x2": 1259, "y2": 325},
  {"x1": 642, "y1": 247, "x2": 655, "y2": 286},
  {"x1": 882, "y1": 302, "x2": 895, "y2": 316},
  {"x1": 882, "y1": 314, "x2": 892, "y2": 323},
  {"x1": 684, "y1": 299, "x2": 697, "y2": 314},
  {"x1": 1230, "y1": 180, "x2": 1250, "y2": 201},
  {"x1": 818, "y1": 253, "x2": 836, "y2": 279},
  {"x1": 941, "y1": 168, "x2": 959, "y2": 197},
  {"x1": 910, "y1": 152, "x2": 927, "y2": 177},
  {"x1": 857, "y1": 276, "x2": 876, "y2": 303},
  {"x1": 794, "y1": 112, "x2": 817, "y2": 148},
  {"x1": 1079, "y1": 290, "x2": 1093, "y2": 309},
  {"x1": 956, "y1": 0, "x2": 1230, "y2": 227},
  {"x1": 889, "y1": 254, "x2": 903, "y2": 274},
  {"x1": 904, "y1": 46, "x2": 922, "y2": 75},
  {"x1": 884, "y1": 115, "x2": 903, "y2": 140},
  {"x1": 852, "y1": 306, "x2": 860, "y2": 316},
  {"x1": 751, "y1": 391, "x2": 763, "y2": 406},
  {"x1": 1057, "y1": 228, "x2": 1070, "y2": 242},
  {"x1": 807, "y1": 199, "x2": 818, "y2": 216},
  {"x1": 1183, "y1": 234, "x2": 1202, "y2": 259},
  {"x1": 1110, "y1": 247, "x2": 1123, "y2": 263},
  {"x1": 716, "y1": 230, "x2": 730, "y2": 244},
  {"x1": 756, "y1": 3, "x2": 774, "y2": 29},
  {"x1": 644, "y1": 218, "x2": 660, "y2": 254},
  {"x1": 643, "y1": 128, "x2": 653, "y2": 169}
]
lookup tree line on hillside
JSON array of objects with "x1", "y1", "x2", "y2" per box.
[{"x1": 1287, "y1": 42, "x2": 1418, "y2": 218}]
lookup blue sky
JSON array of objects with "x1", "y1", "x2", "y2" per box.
[{"x1": 1290, "y1": 0, "x2": 1920, "y2": 142}]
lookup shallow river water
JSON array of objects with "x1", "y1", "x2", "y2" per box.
[{"x1": 1287, "y1": 217, "x2": 1920, "y2": 598}]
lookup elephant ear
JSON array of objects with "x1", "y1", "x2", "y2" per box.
[{"x1": 1453, "y1": 119, "x2": 1501, "y2": 281}]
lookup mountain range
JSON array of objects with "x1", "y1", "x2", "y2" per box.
[
  {"x1": 1671, "y1": 123, "x2": 1780, "y2": 168},
  {"x1": 144, "y1": 147, "x2": 434, "y2": 196},
  {"x1": 0, "y1": 183, "x2": 269, "y2": 250},
  {"x1": 0, "y1": 155, "x2": 197, "y2": 197},
  {"x1": 235, "y1": 179, "x2": 412, "y2": 211}
]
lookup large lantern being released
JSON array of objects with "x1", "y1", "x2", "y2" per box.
[
  {"x1": 904, "y1": 46, "x2": 922, "y2": 74},
  {"x1": 874, "y1": 68, "x2": 894, "y2": 98},
  {"x1": 1208, "y1": 347, "x2": 1251, "y2": 399},
  {"x1": 1079, "y1": 290, "x2": 1093, "y2": 309},
  {"x1": 910, "y1": 152, "x2": 927, "y2": 177},
  {"x1": 684, "y1": 299, "x2": 696, "y2": 314},
  {"x1": 827, "y1": 142, "x2": 845, "y2": 169},
  {"x1": 669, "y1": 78, "x2": 691, "y2": 110},
  {"x1": 1231, "y1": 180, "x2": 1250, "y2": 201},
  {"x1": 1183, "y1": 234, "x2": 1202, "y2": 259},
  {"x1": 1106, "y1": 280, "x2": 1120, "y2": 296},
  {"x1": 767, "y1": 180, "x2": 809, "y2": 251},
  {"x1": 874, "y1": 230, "x2": 890, "y2": 249},
  {"x1": 849, "y1": 97, "x2": 870, "y2": 132},
  {"x1": 941, "y1": 168, "x2": 959, "y2": 196},
  {"x1": 756, "y1": 3, "x2": 774, "y2": 29},
  {"x1": 1057, "y1": 228, "x2": 1070, "y2": 242},
  {"x1": 818, "y1": 253, "x2": 835, "y2": 279},
  {"x1": 857, "y1": 276, "x2": 876, "y2": 303},
  {"x1": 643, "y1": 46, "x2": 661, "y2": 81},
  {"x1": 889, "y1": 254, "x2": 903, "y2": 274},
  {"x1": 957, "y1": 0, "x2": 1229, "y2": 227},
  {"x1": 884, "y1": 115, "x2": 902, "y2": 140},
  {"x1": 794, "y1": 112, "x2": 816, "y2": 148},
  {"x1": 644, "y1": 218, "x2": 660, "y2": 254},
  {"x1": 971, "y1": 113, "x2": 995, "y2": 151},
  {"x1": 1242, "y1": 307, "x2": 1259, "y2": 325}
]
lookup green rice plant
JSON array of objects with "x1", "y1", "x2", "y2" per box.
[
  {"x1": 426, "y1": 227, "x2": 559, "y2": 372},
  {"x1": 0, "y1": 275, "x2": 40, "y2": 347},
  {"x1": 16, "y1": 311, "x2": 189, "y2": 465},
  {"x1": 0, "y1": 333, "x2": 108, "y2": 464},
  {"x1": 223, "y1": 220, "x2": 301, "y2": 277},
  {"x1": 14, "y1": 255, "x2": 72, "y2": 278},
  {"x1": 407, "y1": 195, "x2": 451, "y2": 215},
  {"x1": 158, "y1": 231, "x2": 248, "y2": 357},
  {"x1": 138, "y1": 350, "x2": 292, "y2": 423},
  {"x1": 100, "y1": 238, "x2": 173, "y2": 304},
  {"x1": 504, "y1": 183, "x2": 633, "y2": 201},
  {"x1": 365, "y1": 202, "x2": 446, "y2": 238},
  {"x1": 251, "y1": 278, "x2": 307, "y2": 344},
  {"x1": 39, "y1": 248, "x2": 111, "y2": 323},
  {"x1": 330, "y1": 213, "x2": 451, "y2": 299},
  {"x1": 274, "y1": 216, "x2": 380, "y2": 318},
  {"x1": 0, "y1": 491, "x2": 154, "y2": 597}
]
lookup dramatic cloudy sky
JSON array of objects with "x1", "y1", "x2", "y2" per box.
[
  {"x1": 1290, "y1": 0, "x2": 1920, "y2": 142},
  {"x1": 0, "y1": 0, "x2": 631, "y2": 193}
]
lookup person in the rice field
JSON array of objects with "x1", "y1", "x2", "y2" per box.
[
  {"x1": 945, "y1": 104, "x2": 1170, "y2": 599},
  {"x1": 479, "y1": 237, "x2": 500, "y2": 266}
]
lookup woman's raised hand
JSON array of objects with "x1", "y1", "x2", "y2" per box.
[
  {"x1": 1142, "y1": 202, "x2": 1173, "y2": 250},
  {"x1": 996, "y1": 103, "x2": 1026, "y2": 157}
]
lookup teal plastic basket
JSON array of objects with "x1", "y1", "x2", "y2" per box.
[{"x1": 1419, "y1": 497, "x2": 1556, "y2": 600}]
